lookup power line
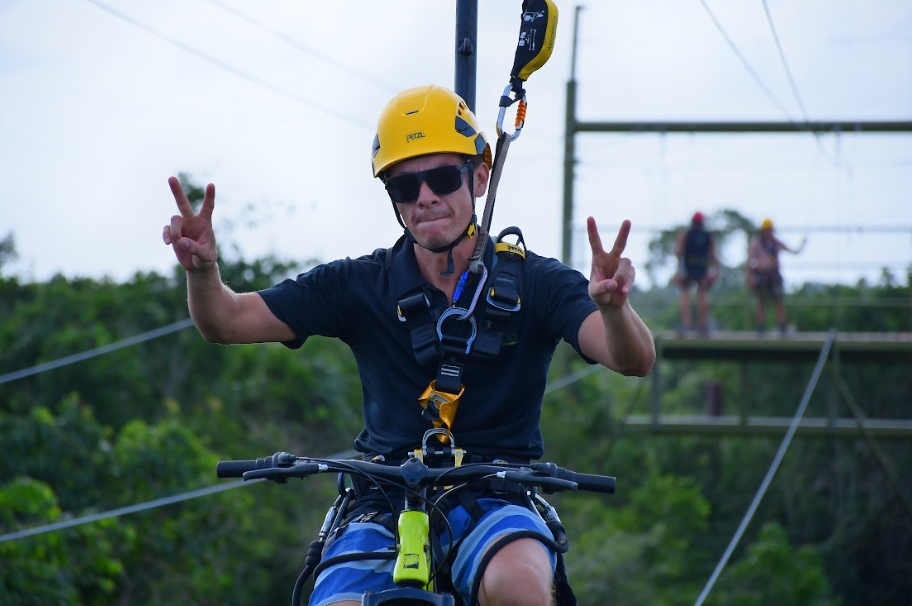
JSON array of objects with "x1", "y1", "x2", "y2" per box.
[
  {"x1": 691, "y1": 1, "x2": 842, "y2": 165},
  {"x1": 696, "y1": 0, "x2": 795, "y2": 121},
  {"x1": 760, "y1": 0, "x2": 810, "y2": 121},
  {"x1": 81, "y1": 0, "x2": 372, "y2": 130},
  {"x1": 0, "y1": 318, "x2": 195, "y2": 385},
  {"x1": 758, "y1": 0, "x2": 838, "y2": 163},
  {"x1": 0, "y1": 479, "x2": 251, "y2": 543},
  {"x1": 201, "y1": 0, "x2": 398, "y2": 94}
]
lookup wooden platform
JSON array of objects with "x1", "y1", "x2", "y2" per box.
[
  {"x1": 621, "y1": 414, "x2": 912, "y2": 438},
  {"x1": 639, "y1": 330, "x2": 912, "y2": 438},
  {"x1": 653, "y1": 330, "x2": 912, "y2": 363}
]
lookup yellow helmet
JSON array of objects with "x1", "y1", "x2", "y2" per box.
[
  {"x1": 760, "y1": 218, "x2": 774, "y2": 230},
  {"x1": 371, "y1": 85, "x2": 492, "y2": 177}
]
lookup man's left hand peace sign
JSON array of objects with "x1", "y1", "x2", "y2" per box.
[{"x1": 587, "y1": 217, "x2": 636, "y2": 309}]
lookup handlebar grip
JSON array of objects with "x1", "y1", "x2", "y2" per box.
[
  {"x1": 566, "y1": 471, "x2": 616, "y2": 494},
  {"x1": 216, "y1": 459, "x2": 261, "y2": 478},
  {"x1": 533, "y1": 463, "x2": 616, "y2": 494}
]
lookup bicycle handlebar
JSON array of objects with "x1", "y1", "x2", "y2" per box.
[{"x1": 216, "y1": 452, "x2": 615, "y2": 495}]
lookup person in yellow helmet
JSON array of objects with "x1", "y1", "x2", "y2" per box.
[
  {"x1": 163, "y1": 84, "x2": 655, "y2": 606},
  {"x1": 747, "y1": 218, "x2": 806, "y2": 334}
]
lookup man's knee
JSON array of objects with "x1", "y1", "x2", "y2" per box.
[{"x1": 479, "y1": 538, "x2": 554, "y2": 606}]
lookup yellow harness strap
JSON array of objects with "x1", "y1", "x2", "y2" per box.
[{"x1": 418, "y1": 381, "x2": 464, "y2": 443}]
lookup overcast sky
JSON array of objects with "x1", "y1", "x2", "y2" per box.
[{"x1": 2, "y1": 0, "x2": 911, "y2": 290}]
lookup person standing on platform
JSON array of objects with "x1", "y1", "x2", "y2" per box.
[
  {"x1": 674, "y1": 212, "x2": 719, "y2": 336},
  {"x1": 747, "y1": 218, "x2": 806, "y2": 335}
]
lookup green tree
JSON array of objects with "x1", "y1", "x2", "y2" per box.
[
  {"x1": 709, "y1": 522, "x2": 838, "y2": 606},
  {"x1": 0, "y1": 477, "x2": 124, "y2": 606}
]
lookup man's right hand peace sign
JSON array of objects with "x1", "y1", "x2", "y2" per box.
[{"x1": 163, "y1": 176, "x2": 218, "y2": 271}]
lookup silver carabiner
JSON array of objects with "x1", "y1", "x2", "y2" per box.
[
  {"x1": 436, "y1": 307, "x2": 477, "y2": 355},
  {"x1": 496, "y1": 84, "x2": 527, "y2": 142}
]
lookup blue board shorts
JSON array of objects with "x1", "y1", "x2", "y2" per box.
[{"x1": 310, "y1": 498, "x2": 557, "y2": 606}]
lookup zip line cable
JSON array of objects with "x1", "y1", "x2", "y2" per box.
[
  {"x1": 0, "y1": 318, "x2": 195, "y2": 385},
  {"x1": 692, "y1": 330, "x2": 835, "y2": 606},
  {"x1": 0, "y1": 479, "x2": 251, "y2": 544},
  {"x1": 81, "y1": 0, "x2": 372, "y2": 130},
  {"x1": 758, "y1": 0, "x2": 836, "y2": 163},
  {"x1": 695, "y1": 0, "x2": 838, "y2": 166},
  {"x1": 696, "y1": 0, "x2": 795, "y2": 121},
  {"x1": 201, "y1": 0, "x2": 399, "y2": 94},
  {"x1": 0, "y1": 365, "x2": 600, "y2": 544},
  {"x1": 760, "y1": 0, "x2": 811, "y2": 123}
]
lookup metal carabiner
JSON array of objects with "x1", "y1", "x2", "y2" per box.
[
  {"x1": 496, "y1": 84, "x2": 528, "y2": 142},
  {"x1": 436, "y1": 307, "x2": 477, "y2": 355}
]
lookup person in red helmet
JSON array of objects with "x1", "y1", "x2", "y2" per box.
[
  {"x1": 747, "y1": 218, "x2": 806, "y2": 334},
  {"x1": 674, "y1": 211, "x2": 720, "y2": 336}
]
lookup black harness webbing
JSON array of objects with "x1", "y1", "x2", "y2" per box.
[{"x1": 395, "y1": 228, "x2": 526, "y2": 429}]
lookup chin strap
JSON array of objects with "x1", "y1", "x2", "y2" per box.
[
  {"x1": 402, "y1": 219, "x2": 477, "y2": 277},
  {"x1": 392, "y1": 159, "x2": 479, "y2": 277}
]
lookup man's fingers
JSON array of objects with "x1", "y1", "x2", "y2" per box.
[
  {"x1": 168, "y1": 176, "x2": 194, "y2": 219},
  {"x1": 586, "y1": 216, "x2": 604, "y2": 255},
  {"x1": 200, "y1": 183, "x2": 216, "y2": 221},
  {"x1": 610, "y1": 220, "x2": 632, "y2": 257}
]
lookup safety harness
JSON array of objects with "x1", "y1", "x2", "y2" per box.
[
  {"x1": 397, "y1": 226, "x2": 527, "y2": 445},
  {"x1": 407, "y1": 0, "x2": 559, "y2": 445}
]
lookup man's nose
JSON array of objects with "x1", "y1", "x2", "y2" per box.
[{"x1": 415, "y1": 180, "x2": 438, "y2": 206}]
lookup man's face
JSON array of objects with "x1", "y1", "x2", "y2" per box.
[{"x1": 387, "y1": 153, "x2": 488, "y2": 250}]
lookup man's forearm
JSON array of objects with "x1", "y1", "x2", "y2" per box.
[
  {"x1": 186, "y1": 265, "x2": 238, "y2": 343},
  {"x1": 600, "y1": 303, "x2": 656, "y2": 376}
]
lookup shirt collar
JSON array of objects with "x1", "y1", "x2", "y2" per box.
[{"x1": 388, "y1": 234, "x2": 495, "y2": 300}]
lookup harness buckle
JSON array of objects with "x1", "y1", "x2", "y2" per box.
[{"x1": 397, "y1": 291, "x2": 430, "y2": 322}]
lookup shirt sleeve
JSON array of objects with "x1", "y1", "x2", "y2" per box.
[
  {"x1": 257, "y1": 259, "x2": 353, "y2": 349},
  {"x1": 529, "y1": 253, "x2": 598, "y2": 362}
]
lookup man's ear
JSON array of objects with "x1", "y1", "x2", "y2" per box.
[{"x1": 473, "y1": 162, "x2": 491, "y2": 197}]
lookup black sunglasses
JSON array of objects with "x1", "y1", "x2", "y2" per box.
[{"x1": 385, "y1": 163, "x2": 472, "y2": 204}]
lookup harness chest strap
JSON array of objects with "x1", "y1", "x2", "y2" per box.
[{"x1": 396, "y1": 228, "x2": 527, "y2": 444}]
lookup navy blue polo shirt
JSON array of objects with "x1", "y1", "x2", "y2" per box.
[{"x1": 258, "y1": 234, "x2": 597, "y2": 460}]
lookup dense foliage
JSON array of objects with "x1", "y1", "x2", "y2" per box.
[{"x1": 1, "y1": 212, "x2": 910, "y2": 604}]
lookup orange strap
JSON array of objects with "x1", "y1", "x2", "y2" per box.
[{"x1": 418, "y1": 381, "x2": 464, "y2": 443}]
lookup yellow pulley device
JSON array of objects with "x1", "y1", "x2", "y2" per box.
[
  {"x1": 418, "y1": 381, "x2": 464, "y2": 444},
  {"x1": 470, "y1": 0, "x2": 559, "y2": 274}
]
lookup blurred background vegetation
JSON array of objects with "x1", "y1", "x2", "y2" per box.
[{"x1": 1, "y1": 190, "x2": 910, "y2": 605}]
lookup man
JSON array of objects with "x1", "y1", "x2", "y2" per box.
[
  {"x1": 747, "y1": 218, "x2": 805, "y2": 334},
  {"x1": 163, "y1": 85, "x2": 655, "y2": 606},
  {"x1": 674, "y1": 211, "x2": 719, "y2": 335}
]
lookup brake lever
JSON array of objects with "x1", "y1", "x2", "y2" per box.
[
  {"x1": 502, "y1": 470, "x2": 577, "y2": 492},
  {"x1": 243, "y1": 462, "x2": 324, "y2": 483}
]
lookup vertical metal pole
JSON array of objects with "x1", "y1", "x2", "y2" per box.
[
  {"x1": 651, "y1": 340, "x2": 663, "y2": 426},
  {"x1": 561, "y1": 6, "x2": 583, "y2": 265},
  {"x1": 454, "y1": 0, "x2": 478, "y2": 111}
]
